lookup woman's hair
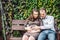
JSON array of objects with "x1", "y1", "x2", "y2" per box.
[
  {"x1": 24, "y1": 9, "x2": 41, "y2": 26},
  {"x1": 27, "y1": 8, "x2": 39, "y2": 21}
]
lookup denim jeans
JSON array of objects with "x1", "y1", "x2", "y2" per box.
[{"x1": 38, "y1": 30, "x2": 56, "y2": 40}]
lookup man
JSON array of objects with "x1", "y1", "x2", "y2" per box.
[{"x1": 38, "y1": 8, "x2": 56, "y2": 40}]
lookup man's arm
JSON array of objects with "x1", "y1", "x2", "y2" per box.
[
  {"x1": 40, "y1": 16, "x2": 54, "y2": 29},
  {"x1": 45, "y1": 16, "x2": 54, "y2": 29}
]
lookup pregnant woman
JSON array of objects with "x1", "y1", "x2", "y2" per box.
[{"x1": 22, "y1": 9, "x2": 41, "y2": 40}]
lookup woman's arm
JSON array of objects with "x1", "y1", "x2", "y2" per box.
[{"x1": 30, "y1": 26, "x2": 41, "y2": 33}]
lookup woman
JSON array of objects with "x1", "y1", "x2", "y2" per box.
[{"x1": 22, "y1": 9, "x2": 41, "y2": 40}]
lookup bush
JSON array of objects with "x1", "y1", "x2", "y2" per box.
[{"x1": 3, "y1": 0, "x2": 60, "y2": 37}]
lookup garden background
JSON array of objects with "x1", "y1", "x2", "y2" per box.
[{"x1": 1, "y1": 0, "x2": 60, "y2": 38}]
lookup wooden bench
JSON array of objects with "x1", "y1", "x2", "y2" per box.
[
  {"x1": 7, "y1": 20, "x2": 26, "y2": 40},
  {"x1": 6, "y1": 20, "x2": 59, "y2": 40}
]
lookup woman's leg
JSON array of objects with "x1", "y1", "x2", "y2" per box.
[
  {"x1": 22, "y1": 35, "x2": 29, "y2": 40},
  {"x1": 28, "y1": 36, "x2": 35, "y2": 40}
]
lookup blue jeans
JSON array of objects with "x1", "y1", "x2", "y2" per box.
[{"x1": 38, "y1": 30, "x2": 56, "y2": 40}]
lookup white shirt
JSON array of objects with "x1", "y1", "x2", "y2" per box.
[{"x1": 40, "y1": 15, "x2": 55, "y2": 31}]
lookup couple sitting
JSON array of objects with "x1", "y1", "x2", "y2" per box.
[{"x1": 22, "y1": 8, "x2": 56, "y2": 40}]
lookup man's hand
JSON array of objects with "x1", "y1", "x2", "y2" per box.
[{"x1": 40, "y1": 26, "x2": 45, "y2": 29}]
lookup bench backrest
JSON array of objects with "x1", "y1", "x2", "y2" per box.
[
  {"x1": 11, "y1": 20, "x2": 58, "y2": 31},
  {"x1": 12, "y1": 20, "x2": 26, "y2": 30}
]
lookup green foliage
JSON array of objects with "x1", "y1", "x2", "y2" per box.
[
  {"x1": 37, "y1": 0, "x2": 60, "y2": 27},
  {"x1": 4, "y1": 0, "x2": 60, "y2": 37},
  {"x1": 4, "y1": 0, "x2": 60, "y2": 20}
]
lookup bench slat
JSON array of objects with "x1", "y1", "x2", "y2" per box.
[
  {"x1": 12, "y1": 25, "x2": 25, "y2": 30},
  {"x1": 12, "y1": 20, "x2": 25, "y2": 24},
  {"x1": 9, "y1": 37, "x2": 22, "y2": 40}
]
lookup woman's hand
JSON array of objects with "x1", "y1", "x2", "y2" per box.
[
  {"x1": 30, "y1": 26, "x2": 41, "y2": 33},
  {"x1": 40, "y1": 26, "x2": 45, "y2": 29},
  {"x1": 25, "y1": 26, "x2": 32, "y2": 31},
  {"x1": 32, "y1": 26, "x2": 41, "y2": 30}
]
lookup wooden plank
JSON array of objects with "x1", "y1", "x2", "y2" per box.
[
  {"x1": 0, "y1": 37, "x2": 3, "y2": 40},
  {"x1": 0, "y1": 17, "x2": 2, "y2": 30},
  {"x1": 9, "y1": 37, "x2": 22, "y2": 40},
  {"x1": 12, "y1": 20, "x2": 25, "y2": 24},
  {"x1": 57, "y1": 31, "x2": 60, "y2": 40},
  {"x1": 12, "y1": 25, "x2": 25, "y2": 30}
]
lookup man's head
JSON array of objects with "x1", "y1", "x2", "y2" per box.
[{"x1": 39, "y1": 8, "x2": 46, "y2": 19}]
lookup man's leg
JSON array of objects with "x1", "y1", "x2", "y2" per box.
[
  {"x1": 38, "y1": 31, "x2": 47, "y2": 40},
  {"x1": 48, "y1": 31, "x2": 56, "y2": 40}
]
